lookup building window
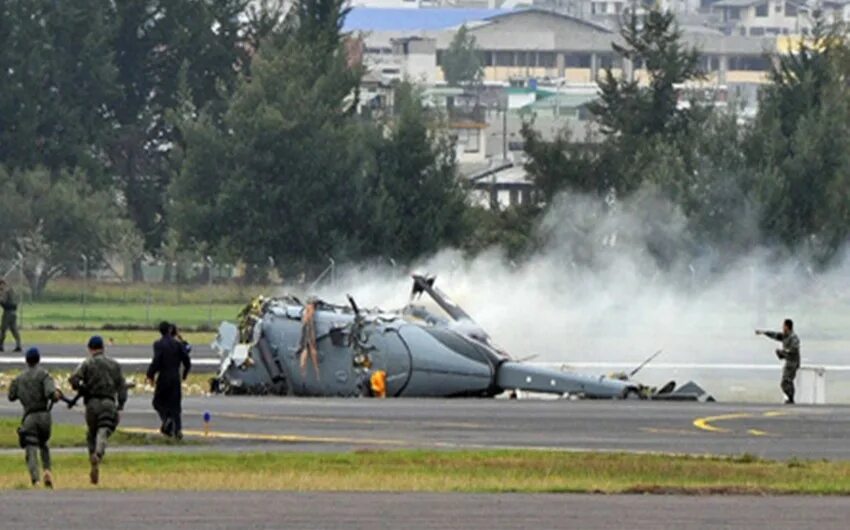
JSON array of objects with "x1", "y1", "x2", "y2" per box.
[
  {"x1": 750, "y1": 26, "x2": 765, "y2": 36},
  {"x1": 516, "y1": 51, "x2": 530, "y2": 67},
  {"x1": 537, "y1": 52, "x2": 556, "y2": 68},
  {"x1": 729, "y1": 55, "x2": 770, "y2": 71},
  {"x1": 483, "y1": 51, "x2": 494, "y2": 67},
  {"x1": 727, "y1": 7, "x2": 741, "y2": 19},
  {"x1": 564, "y1": 53, "x2": 591, "y2": 68},
  {"x1": 775, "y1": 1, "x2": 782, "y2": 12},
  {"x1": 598, "y1": 54, "x2": 619, "y2": 69},
  {"x1": 756, "y1": 2, "x2": 768, "y2": 16},
  {"x1": 455, "y1": 128, "x2": 480, "y2": 153},
  {"x1": 786, "y1": 2, "x2": 798, "y2": 16},
  {"x1": 495, "y1": 51, "x2": 514, "y2": 66},
  {"x1": 436, "y1": 50, "x2": 443, "y2": 66}
]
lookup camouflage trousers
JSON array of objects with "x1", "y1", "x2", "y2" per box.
[
  {"x1": 781, "y1": 361, "x2": 799, "y2": 402},
  {"x1": 18, "y1": 411, "x2": 51, "y2": 484},
  {"x1": 84, "y1": 398, "x2": 118, "y2": 459},
  {"x1": 0, "y1": 310, "x2": 20, "y2": 348}
]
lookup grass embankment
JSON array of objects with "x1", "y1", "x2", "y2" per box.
[
  {"x1": 20, "y1": 303, "x2": 242, "y2": 330},
  {"x1": 29, "y1": 279, "x2": 258, "y2": 305},
  {"x1": 0, "y1": 450, "x2": 847, "y2": 493},
  {"x1": 0, "y1": 370, "x2": 213, "y2": 397},
  {"x1": 0, "y1": 419, "x2": 167, "y2": 450}
]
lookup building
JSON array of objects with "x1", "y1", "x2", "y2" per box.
[
  {"x1": 711, "y1": 0, "x2": 811, "y2": 36},
  {"x1": 350, "y1": 8, "x2": 781, "y2": 88},
  {"x1": 467, "y1": 161, "x2": 537, "y2": 209}
]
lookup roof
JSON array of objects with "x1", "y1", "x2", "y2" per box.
[
  {"x1": 522, "y1": 92, "x2": 598, "y2": 110},
  {"x1": 712, "y1": 0, "x2": 764, "y2": 7},
  {"x1": 484, "y1": 8, "x2": 613, "y2": 34},
  {"x1": 468, "y1": 162, "x2": 532, "y2": 185},
  {"x1": 343, "y1": 7, "x2": 515, "y2": 31}
]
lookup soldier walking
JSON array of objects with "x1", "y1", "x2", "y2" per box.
[
  {"x1": 147, "y1": 321, "x2": 191, "y2": 439},
  {"x1": 756, "y1": 318, "x2": 801, "y2": 404},
  {"x1": 8, "y1": 348, "x2": 59, "y2": 487},
  {"x1": 69, "y1": 336, "x2": 127, "y2": 485},
  {"x1": 0, "y1": 278, "x2": 22, "y2": 352}
]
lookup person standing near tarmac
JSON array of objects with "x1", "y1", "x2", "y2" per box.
[
  {"x1": 69, "y1": 336, "x2": 127, "y2": 485},
  {"x1": 756, "y1": 318, "x2": 801, "y2": 404},
  {"x1": 8, "y1": 347, "x2": 60, "y2": 487},
  {"x1": 0, "y1": 278, "x2": 22, "y2": 352},
  {"x1": 146, "y1": 321, "x2": 191, "y2": 439}
]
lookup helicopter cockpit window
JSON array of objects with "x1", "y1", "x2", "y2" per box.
[{"x1": 422, "y1": 327, "x2": 500, "y2": 366}]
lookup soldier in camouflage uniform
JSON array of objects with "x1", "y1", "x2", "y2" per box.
[
  {"x1": 69, "y1": 336, "x2": 127, "y2": 485},
  {"x1": 756, "y1": 318, "x2": 801, "y2": 404},
  {"x1": 8, "y1": 348, "x2": 60, "y2": 487},
  {"x1": 0, "y1": 278, "x2": 22, "y2": 352}
]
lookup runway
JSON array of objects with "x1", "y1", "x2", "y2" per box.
[
  {"x1": 1, "y1": 491, "x2": 848, "y2": 530},
  {"x1": 3, "y1": 396, "x2": 850, "y2": 459}
]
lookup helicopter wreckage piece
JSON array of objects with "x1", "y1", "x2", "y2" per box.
[{"x1": 210, "y1": 275, "x2": 713, "y2": 401}]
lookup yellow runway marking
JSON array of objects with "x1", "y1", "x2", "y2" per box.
[
  {"x1": 640, "y1": 427, "x2": 700, "y2": 436},
  {"x1": 692, "y1": 413, "x2": 752, "y2": 433},
  {"x1": 182, "y1": 409, "x2": 484, "y2": 430},
  {"x1": 692, "y1": 410, "x2": 790, "y2": 436},
  {"x1": 121, "y1": 427, "x2": 410, "y2": 446},
  {"x1": 747, "y1": 429, "x2": 770, "y2": 437}
]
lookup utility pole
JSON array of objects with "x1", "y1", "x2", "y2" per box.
[
  {"x1": 502, "y1": 100, "x2": 508, "y2": 161},
  {"x1": 206, "y1": 255, "x2": 214, "y2": 328},
  {"x1": 81, "y1": 254, "x2": 88, "y2": 325}
]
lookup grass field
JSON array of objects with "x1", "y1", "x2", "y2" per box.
[
  {"x1": 18, "y1": 302, "x2": 242, "y2": 330},
  {"x1": 21, "y1": 329, "x2": 215, "y2": 346},
  {"x1": 24, "y1": 278, "x2": 266, "y2": 305},
  {"x1": 0, "y1": 419, "x2": 168, "y2": 450},
  {"x1": 0, "y1": 450, "x2": 847, "y2": 493}
]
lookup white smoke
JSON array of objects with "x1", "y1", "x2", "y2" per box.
[{"x1": 317, "y1": 188, "x2": 850, "y2": 402}]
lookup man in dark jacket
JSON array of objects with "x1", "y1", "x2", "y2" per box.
[
  {"x1": 147, "y1": 321, "x2": 191, "y2": 439},
  {"x1": 0, "y1": 278, "x2": 22, "y2": 352}
]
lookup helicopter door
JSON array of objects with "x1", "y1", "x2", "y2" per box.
[{"x1": 364, "y1": 329, "x2": 412, "y2": 397}]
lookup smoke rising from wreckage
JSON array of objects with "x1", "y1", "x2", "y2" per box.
[{"x1": 210, "y1": 275, "x2": 712, "y2": 401}]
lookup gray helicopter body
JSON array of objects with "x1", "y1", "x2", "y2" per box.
[{"x1": 211, "y1": 276, "x2": 709, "y2": 400}]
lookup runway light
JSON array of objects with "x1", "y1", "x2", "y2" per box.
[{"x1": 203, "y1": 411, "x2": 212, "y2": 436}]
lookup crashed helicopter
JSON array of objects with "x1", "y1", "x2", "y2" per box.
[{"x1": 210, "y1": 275, "x2": 712, "y2": 400}]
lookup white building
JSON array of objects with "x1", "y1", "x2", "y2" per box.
[{"x1": 712, "y1": 0, "x2": 811, "y2": 36}]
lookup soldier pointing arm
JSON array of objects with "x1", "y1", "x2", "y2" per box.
[{"x1": 756, "y1": 318, "x2": 800, "y2": 404}]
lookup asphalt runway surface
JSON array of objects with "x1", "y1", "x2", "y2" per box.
[
  {"x1": 1, "y1": 491, "x2": 849, "y2": 530},
  {"x1": 2, "y1": 396, "x2": 849, "y2": 459}
]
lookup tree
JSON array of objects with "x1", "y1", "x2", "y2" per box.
[
  {"x1": 0, "y1": 167, "x2": 116, "y2": 298},
  {"x1": 521, "y1": 122, "x2": 599, "y2": 200},
  {"x1": 441, "y1": 25, "x2": 483, "y2": 87},
  {"x1": 171, "y1": 0, "x2": 366, "y2": 274},
  {"x1": 107, "y1": 0, "x2": 274, "y2": 280},
  {"x1": 746, "y1": 16, "x2": 850, "y2": 260},
  {"x1": 0, "y1": 0, "x2": 118, "y2": 177},
  {"x1": 587, "y1": 8, "x2": 705, "y2": 194},
  {"x1": 362, "y1": 82, "x2": 468, "y2": 261}
]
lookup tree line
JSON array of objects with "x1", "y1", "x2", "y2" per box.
[
  {"x1": 0, "y1": 0, "x2": 467, "y2": 296},
  {"x1": 521, "y1": 10, "x2": 850, "y2": 269},
  {"x1": 2, "y1": 2, "x2": 848, "y2": 297}
]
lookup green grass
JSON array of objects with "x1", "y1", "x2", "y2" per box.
[
  {"x1": 0, "y1": 450, "x2": 849, "y2": 492},
  {"x1": 26, "y1": 278, "x2": 266, "y2": 305},
  {"x1": 18, "y1": 302, "x2": 242, "y2": 329},
  {"x1": 0, "y1": 419, "x2": 170, "y2": 449}
]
